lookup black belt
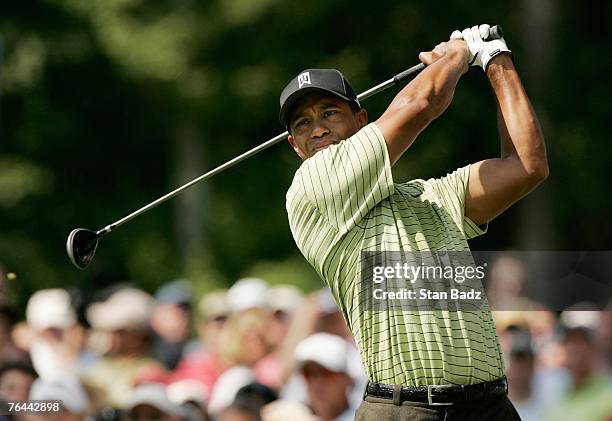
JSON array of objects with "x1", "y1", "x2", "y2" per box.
[{"x1": 364, "y1": 377, "x2": 508, "y2": 406}]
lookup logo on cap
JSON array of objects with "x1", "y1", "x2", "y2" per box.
[{"x1": 298, "y1": 72, "x2": 311, "y2": 88}]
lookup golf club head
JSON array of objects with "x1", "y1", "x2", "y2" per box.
[{"x1": 66, "y1": 228, "x2": 100, "y2": 269}]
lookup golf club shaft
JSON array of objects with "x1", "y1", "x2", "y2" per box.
[
  {"x1": 96, "y1": 64, "x2": 427, "y2": 236},
  {"x1": 96, "y1": 24, "x2": 504, "y2": 236}
]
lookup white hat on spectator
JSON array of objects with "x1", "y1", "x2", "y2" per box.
[
  {"x1": 26, "y1": 289, "x2": 76, "y2": 330},
  {"x1": 207, "y1": 366, "x2": 255, "y2": 414},
  {"x1": 294, "y1": 333, "x2": 350, "y2": 373},
  {"x1": 267, "y1": 285, "x2": 304, "y2": 314},
  {"x1": 29, "y1": 376, "x2": 89, "y2": 414},
  {"x1": 167, "y1": 379, "x2": 209, "y2": 405},
  {"x1": 87, "y1": 288, "x2": 155, "y2": 331},
  {"x1": 560, "y1": 301, "x2": 601, "y2": 329},
  {"x1": 198, "y1": 289, "x2": 231, "y2": 321},
  {"x1": 227, "y1": 277, "x2": 269, "y2": 312},
  {"x1": 261, "y1": 400, "x2": 316, "y2": 421},
  {"x1": 124, "y1": 383, "x2": 184, "y2": 416}
]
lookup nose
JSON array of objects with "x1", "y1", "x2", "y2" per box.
[{"x1": 311, "y1": 118, "x2": 329, "y2": 139}]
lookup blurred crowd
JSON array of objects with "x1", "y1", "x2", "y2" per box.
[
  {"x1": 1, "y1": 277, "x2": 364, "y2": 421},
  {"x1": 0, "y1": 255, "x2": 611, "y2": 421}
]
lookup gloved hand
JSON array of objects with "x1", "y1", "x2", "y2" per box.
[{"x1": 450, "y1": 24, "x2": 511, "y2": 71}]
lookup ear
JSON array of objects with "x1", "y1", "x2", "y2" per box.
[
  {"x1": 356, "y1": 108, "x2": 368, "y2": 129},
  {"x1": 287, "y1": 135, "x2": 307, "y2": 161}
]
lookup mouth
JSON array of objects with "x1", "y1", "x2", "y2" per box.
[{"x1": 311, "y1": 140, "x2": 337, "y2": 153}]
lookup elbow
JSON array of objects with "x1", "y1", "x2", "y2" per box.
[
  {"x1": 523, "y1": 133, "x2": 549, "y2": 186},
  {"x1": 537, "y1": 161, "x2": 550, "y2": 182},
  {"x1": 525, "y1": 156, "x2": 549, "y2": 187}
]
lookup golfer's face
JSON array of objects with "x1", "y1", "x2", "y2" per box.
[{"x1": 288, "y1": 93, "x2": 367, "y2": 160}]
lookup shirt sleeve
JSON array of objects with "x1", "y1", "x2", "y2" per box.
[
  {"x1": 297, "y1": 123, "x2": 394, "y2": 234},
  {"x1": 425, "y1": 164, "x2": 487, "y2": 239}
]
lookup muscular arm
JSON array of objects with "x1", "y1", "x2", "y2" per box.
[
  {"x1": 375, "y1": 40, "x2": 470, "y2": 165},
  {"x1": 465, "y1": 55, "x2": 549, "y2": 225}
]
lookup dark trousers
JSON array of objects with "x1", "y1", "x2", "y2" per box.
[{"x1": 355, "y1": 395, "x2": 522, "y2": 421}]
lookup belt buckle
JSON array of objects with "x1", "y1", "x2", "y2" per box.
[{"x1": 427, "y1": 384, "x2": 454, "y2": 406}]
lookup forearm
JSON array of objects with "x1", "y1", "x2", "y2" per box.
[
  {"x1": 377, "y1": 46, "x2": 469, "y2": 163},
  {"x1": 487, "y1": 55, "x2": 548, "y2": 177},
  {"x1": 394, "y1": 49, "x2": 468, "y2": 119}
]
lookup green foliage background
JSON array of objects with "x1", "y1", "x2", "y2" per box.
[{"x1": 0, "y1": 0, "x2": 610, "y2": 308}]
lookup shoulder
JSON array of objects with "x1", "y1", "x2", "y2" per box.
[
  {"x1": 286, "y1": 168, "x2": 306, "y2": 203},
  {"x1": 423, "y1": 165, "x2": 471, "y2": 197}
]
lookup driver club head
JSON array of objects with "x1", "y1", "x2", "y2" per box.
[{"x1": 66, "y1": 228, "x2": 100, "y2": 269}]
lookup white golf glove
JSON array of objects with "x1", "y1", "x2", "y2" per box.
[{"x1": 450, "y1": 24, "x2": 511, "y2": 71}]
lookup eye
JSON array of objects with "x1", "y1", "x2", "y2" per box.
[
  {"x1": 294, "y1": 118, "x2": 309, "y2": 129},
  {"x1": 323, "y1": 110, "x2": 338, "y2": 117}
]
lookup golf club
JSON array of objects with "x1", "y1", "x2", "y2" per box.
[{"x1": 66, "y1": 26, "x2": 503, "y2": 269}]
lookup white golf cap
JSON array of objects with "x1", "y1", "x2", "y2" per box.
[
  {"x1": 294, "y1": 333, "x2": 350, "y2": 373},
  {"x1": 560, "y1": 301, "x2": 601, "y2": 330},
  {"x1": 29, "y1": 376, "x2": 89, "y2": 414},
  {"x1": 86, "y1": 288, "x2": 155, "y2": 331},
  {"x1": 26, "y1": 288, "x2": 76, "y2": 331},
  {"x1": 207, "y1": 366, "x2": 255, "y2": 414},
  {"x1": 267, "y1": 285, "x2": 304, "y2": 314},
  {"x1": 198, "y1": 289, "x2": 231, "y2": 320},
  {"x1": 262, "y1": 401, "x2": 316, "y2": 421},
  {"x1": 124, "y1": 383, "x2": 184, "y2": 416},
  {"x1": 167, "y1": 379, "x2": 209, "y2": 405},
  {"x1": 227, "y1": 277, "x2": 269, "y2": 312}
]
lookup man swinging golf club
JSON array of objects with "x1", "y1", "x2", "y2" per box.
[{"x1": 282, "y1": 24, "x2": 548, "y2": 420}]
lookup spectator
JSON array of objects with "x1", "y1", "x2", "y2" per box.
[
  {"x1": 25, "y1": 289, "x2": 88, "y2": 380},
  {"x1": 28, "y1": 376, "x2": 90, "y2": 420},
  {"x1": 312, "y1": 289, "x2": 352, "y2": 340},
  {"x1": 83, "y1": 287, "x2": 164, "y2": 408},
  {"x1": 170, "y1": 289, "x2": 231, "y2": 394},
  {"x1": 227, "y1": 278, "x2": 269, "y2": 313},
  {"x1": 207, "y1": 308, "x2": 272, "y2": 414},
  {"x1": 486, "y1": 254, "x2": 552, "y2": 334},
  {"x1": 254, "y1": 285, "x2": 304, "y2": 389},
  {"x1": 260, "y1": 401, "x2": 315, "y2": 421},
  {"x1": 124, "y1": 383, "x2": 185, "y2": 421},
  {"x1": 166, "y1": 379, "x2": 210, "y2": 421},
  {"x1": 277, "y1": 289, "x2": 363, "y2": 401},
  {"x1": 233, "y1": 383, "x2": 277, "y2": 414},
  {"x1": 293, "y1": 333, "x2": 360, "y2": 421},
  {"x1": 0, "y1": 361, "x2": 38, "y2": 401},
  {"x1": 215, "y1": 404, "x2": 260, "y2": 421},
  {"x1": 151, "y1": 280, "x2": 195, "y2": 370},
  {"x1": 0, "y1": 304, "x2": 28, "y2": 362},
  {"x1": 265, "y1": 285, "x2": 304, "y2": 349},
  {"x1": 503, "y1": 327, "x2": 542, "y2": 421},
  {"x1": 545, "y1": 325, "x2": 612, "y2": 420}
]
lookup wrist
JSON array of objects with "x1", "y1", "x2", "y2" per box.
[
  {"x1": 485, "y1": 53, "x2": 514, "y2": 77},
  {"x1": 445, "y1": 47, "x2": 470, "y2": 74}
]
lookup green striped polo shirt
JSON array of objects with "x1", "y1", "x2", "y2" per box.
[{"x1": 286, "y1": 123, "x2": 504, "y2": 386}]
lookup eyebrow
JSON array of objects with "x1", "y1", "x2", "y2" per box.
[{"x1": 291, "y1": 102, "x2": 343, "y2": 126}]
